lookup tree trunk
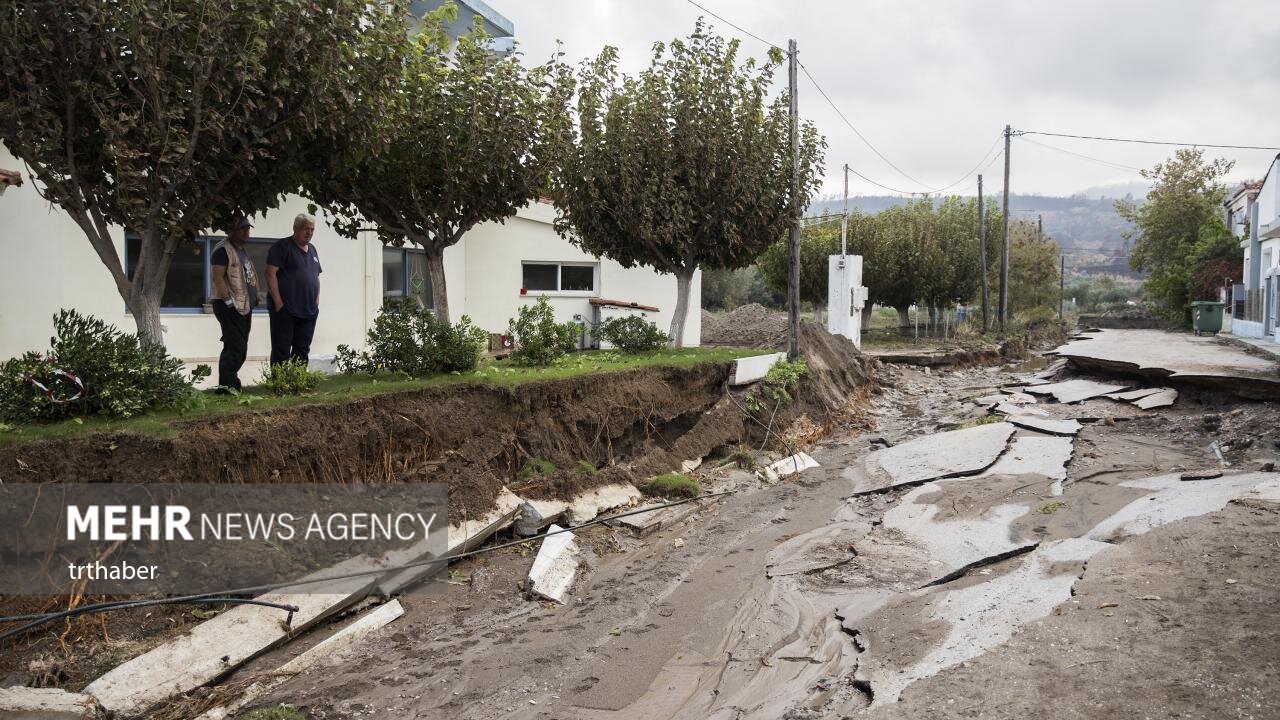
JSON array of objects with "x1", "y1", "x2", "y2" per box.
[
  {"x1": 860, "y1": 303, "x2": 874, "y2": 332},
  {"x1": 127, "y1": 226, "x2": 176, "y2": 346},
  {"x1": 896, "y1": 305, "x2": 911, "y2": 336},
  {"x1": 928, "y1": 305, "x2": 938, "y2": 335},
  {"x1": 669, "y1": 267, "x2": 695, "y2": 348},
  {"x1": 425, "y1": 246, "x2": 450, "y2": 324}
]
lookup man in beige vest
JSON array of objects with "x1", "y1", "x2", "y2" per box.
[{"x1": 210, "y1": 217, "x2": 261, "y2": 391}]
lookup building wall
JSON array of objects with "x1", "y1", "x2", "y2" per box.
[
  {"x1": 1, "y1": 145, "x2": 699, "y2": 362},
  {"x1": 461, "y1": 202, "x2": 701, "y2": 346},
  {"x1": 1260, "y1": 158, "x2": 1280, "y2": 240}
]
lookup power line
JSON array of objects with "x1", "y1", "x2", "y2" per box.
[
  {"x1": 681, "y1": 0, "x2": 783, "y2": 50},
  {"x1": 1018, "y1": 136, "x2": 1144, "y2": 173},
  {"x1": 930, "y1": 132, "x2": 1006, "y2": 192},
  {"x1": 1018, "y1": 129, "x2": 1280, "y2": 152}
]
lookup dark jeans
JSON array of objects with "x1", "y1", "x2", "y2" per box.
[
  {"x1": 212, "y1": 300, "x2": 251, "y2": 390},
  {"x1": 269, "y1": 308, "x2": 317, "y2": 366}
]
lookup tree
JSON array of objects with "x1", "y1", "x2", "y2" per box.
[
  {"x1": 1004, "y1": 219, "x2": 1060, "y2": 316},
  {"x1": 308, "y1": 4, "x2": 572, "y2": 323},
  {"x1": 1117, "y1": 149, "x2": 1235, "y2": 322},
  {"x1": 0, "y1": 0, "x2": 406, "y2": 344},
  {"x1": 757, "y1": 216, "x2": 841, "y2": 316},
  {"x1": 554, "y1": 19, "x2": 825, "y2": 346}
]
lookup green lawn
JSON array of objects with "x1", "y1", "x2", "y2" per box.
[{"x1": 0, "y1": 347, "x2": 760, "y2": 445}]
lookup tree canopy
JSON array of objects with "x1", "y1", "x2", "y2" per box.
[
  {"x1": 0, "y1": 0, "x2": 406, "y2": 343},
  {"x1": 1117, "y1": 149, "x2": 1238, "y2": 322},
  {"x1": 307, "y1": 3, "x2": 573, "y2": 322},
  {"x1": 553, "y1": 19, "x2": 825, "y2": 345}
]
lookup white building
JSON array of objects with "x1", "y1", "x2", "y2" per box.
[
  {"x1": 0, "y1": 143, "x2": 700, "y2": 364},
  {"x1": 1231, "y1": 155, "x2": 1280, "y2": 339},
  {"x1": 0, "y1": 0, "x2": 700, "y2": 367}
]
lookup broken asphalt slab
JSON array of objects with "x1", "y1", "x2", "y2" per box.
[
  {"x1": 854, "y1": 537, "x2": 1112, "y2": 706},
  {"x1": 1086, "y1": 471, "x2": 1279, "y2": 541},
  {"x1": 1003, "y1": 414, "x2": 1082, "y2": 436},
  {"x1": 1053, "y1": 329, "x2": 1280, "y2": 399},
  {"x1": 1132, "y1": 387, "x2": 1177, "y2": 410},
  {"x1": 1022, "y1": 378, "x2": 1130, "y2": 404},
  {"x1": 853, "y1": 423, "x2": 1016, "y2": 494}
]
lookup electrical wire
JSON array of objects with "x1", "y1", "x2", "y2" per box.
[
  {"x1": 1017, "y1": 136, "x2": 1144, "y2": 174},
  {"x1": 682, "y1": 0, "x2": 783, "y2": 51},
  {"x1": 0, "y1": 491, "x2": 736, "y2": 644},
  {"x1": 1018, "y1": 129, "x2": 1280, "y2": 152}
]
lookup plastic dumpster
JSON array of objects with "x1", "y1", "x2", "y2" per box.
[{"x1": 1191, "y1": 300, "x2": 1224, "y2": 336}]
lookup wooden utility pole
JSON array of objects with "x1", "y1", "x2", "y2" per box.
[
  {"x1": 1060, "y1": 253, "x2": 1065, "y2": 321},
  {"x1": 978, "y1": 174, "x2": 988, "y2": 332},
  {"x1": 999, "y1": 124, "x2": 1011, "y2": 330},
  {"x1": 787, "y1": 39, "x2": 801, "y2": 361}
]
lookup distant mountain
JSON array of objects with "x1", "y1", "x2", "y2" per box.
[
  {"x1": 1076, "y1": 180, "x2": 1152, "y2": 200},
  {"x1": 808, "y1": 192, "x2": 1136, "y2": 257}
]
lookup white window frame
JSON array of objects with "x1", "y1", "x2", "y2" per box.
[{"x1": 521, "y1": 261, "x2": 599, "y2": 297}]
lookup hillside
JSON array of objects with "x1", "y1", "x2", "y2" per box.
[{"x1": 808, "y1": 192, "x2": 1138, "y2": 258}]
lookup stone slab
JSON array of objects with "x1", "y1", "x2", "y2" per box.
[
  {"x1": 1023, "y1": 379, "x2": 1129, "y2": 404},
  {"x1": 1004, "y1": 414, "x2": 1082, "y2": 437},
  {"x1": 858, "y1": 423, "x2": 1015, "y2": 493},
  {"x1": 729, "y1": 352, "x2": 785, "y2": 386},
  {"x1": 0, "y1": 687, "x2": 102, "y2": 720},
  {"x1": 194, "y1": 600, "x2": 405, "y2": 720},
  {"x1": 527, "y1": 524, "x2": 580, "y2": 604},
  {"x1": 1133, "y1": 388, "x2": 1177, "y2": 410}
]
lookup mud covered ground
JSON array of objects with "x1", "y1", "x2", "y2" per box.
[{"x1": 233, "y1": 346, "x2": 1280, "y2": 720}]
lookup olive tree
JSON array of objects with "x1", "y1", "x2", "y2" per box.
[
  {"x1": 0, "y1": 0, "x2": 405, "y2": 345},
  {"x1": 308, "y1": 5, "x2": 573, "y2": 323},
  {"x1": 554, "y1": 20, "x2": 825, "y2": 346}
]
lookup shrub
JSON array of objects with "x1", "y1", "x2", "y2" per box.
[
  {"x1": 574, "y1": 459, "x2": 598, "y2": 476},
  {"x1": 258, "y1": 359, "x2": 324, "y2": 396},
  {"x1": 598, "y1": 315, "x2": 669, "y2": 353},
  {"x1": 645, "y1": 472, "x2": 699, "y2": 498},
  {"x1": 0, "y1": 310, "x2": 207, "y2": 424},
  {"x1": 508, "y1": 297, "x2": 580, "y2": 366},
  {"x1": 336, "y1": 298, "x2": 487, "y2": 376},
  {"x1": 762, "y1": 358, "x2": 807, "y2": 405},
  {"x1": 519, "y1": 457, "x2": 556, "y2": 479}
]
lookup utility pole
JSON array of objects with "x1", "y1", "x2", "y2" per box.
[
  {"x1": 1037, "y1": 214, "x2": 1043, "y2": 239},
  {"x1": 999, "y1": 124, "x2": 1011, "y2": 330},
  {"x1": 978, "y1": 174, "x2": 988, "y2": 332},
  {"x1": 787, "y1": 39, "x2": 800, "y2": 361},
  {"x1": 1059, "y1": 253, "x2": 1065, "y2": 321},
  {"x1": 841, "y1": 163, "x2": 849, "y2": 256}
]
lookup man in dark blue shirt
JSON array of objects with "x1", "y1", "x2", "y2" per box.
[{"x1": 265, "y1": 214, "x2": 322, "y2": 366}]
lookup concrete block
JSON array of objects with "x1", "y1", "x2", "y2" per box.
[
  {"x1": 0, "y1": 687, "x2": 101, "y2": 720},
  {"x1": 527, "y1": 524, "x2": 580, "y2": 604},
  {"x1": 730, "y1": 353, "x2": 785, "y2": 386},
  {"x1": 767, "y1": 452, "x2": 820, "y2": 478},
  {"x1": 565, "y1": 484, "x2": 642, "y2": 524}
]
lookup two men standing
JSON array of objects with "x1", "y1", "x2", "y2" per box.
[{"x1": 210, "y1": 213, "x2": 321, "y2": 391}]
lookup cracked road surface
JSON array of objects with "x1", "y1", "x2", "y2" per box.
[{"x1": 246, "y1": 356, "x2": 1280, "y2": 719}]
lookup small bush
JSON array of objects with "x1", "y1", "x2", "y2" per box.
[
  {"x1": 519, "y1": 457, "x2": 556, "y2": 479},
  {"x1": 728, "y1": 446, "x2": 756, "y2": 470},
  {"x1": 0, "y1": 310, "x2": 206, "y2": 424},
  {"x1": 508, "y1": 297, "x2": 580, "y2": 366},
  {"x1": 574, "y1": 459, "x2": 598, "y2": 476},
  {"x1": 335, "y1": 298, "x2": 487, "y2": 376},
  {"x1": 598, "y1": 315, "x2": 669, "y2": 353},
  {"x1": 259, "y1": 359, "x2": 324, "y2": 396},
  {"x1": 645, "y1": 472, "x2": 699, "y2": 498},
  {"x1": 762, "y1": 358, "x2": 807, "y2": 406}
]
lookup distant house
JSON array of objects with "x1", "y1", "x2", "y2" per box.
[
  {"x1": 1229, "y1": 156, "x2": 1280, "y2": 339},
  {"x1": 0, "y1": 0, "x2": 699, "y2": 365},
  {"x1": 1223, "y1": 180, "x2": 1262, "y2": 239}
]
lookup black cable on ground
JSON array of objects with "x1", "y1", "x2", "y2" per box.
[{"x1": 0, "y1": 490, "x2": 737, "y2": 644}]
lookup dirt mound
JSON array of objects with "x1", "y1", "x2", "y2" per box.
[
  {"x1": 701, "y1": 303, "x2": 789, "y2": 348},
  {"x1": 792, "y1": 321, "x2": 876, "y2": 423}
]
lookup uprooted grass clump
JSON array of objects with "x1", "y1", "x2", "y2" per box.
[
  {"x1": 519, "y1": 457, "x2": 556, "y2": 479},
  {"x1": 241, "y1": 705, "x2": 306, "y2": 720},
  {"x1": 728, "y1": 445, "x2": 756, "y2": 470},
  {"x1": 574, "y1": 459, "x2": 598, "y2": 476},
  {"x1": 645, "y1": 472, "x2": 699, "y2": 498}
]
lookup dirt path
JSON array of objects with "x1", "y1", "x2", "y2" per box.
[{"x1": 244, "y1": 356, "x2": 1280, "y2": 720}]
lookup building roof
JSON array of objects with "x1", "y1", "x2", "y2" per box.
[{"x1": 411, "y1": 0, "x2": 514, "y2": 40}]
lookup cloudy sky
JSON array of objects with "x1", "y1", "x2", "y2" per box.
[{"x1": 500, "y1": 0, "x2": 1280, "y2": 199}]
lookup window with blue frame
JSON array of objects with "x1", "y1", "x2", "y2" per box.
[
  {"x1": 382, "y1": 247, "x2": 434, "y2": 309},
  {"x1": 124, "y1": 233, "x2": 275, "y2": 312}
]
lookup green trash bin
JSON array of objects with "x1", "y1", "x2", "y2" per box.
[{"x1": 1191, "y1": 301, "x2": 1224, "y2": 336}]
